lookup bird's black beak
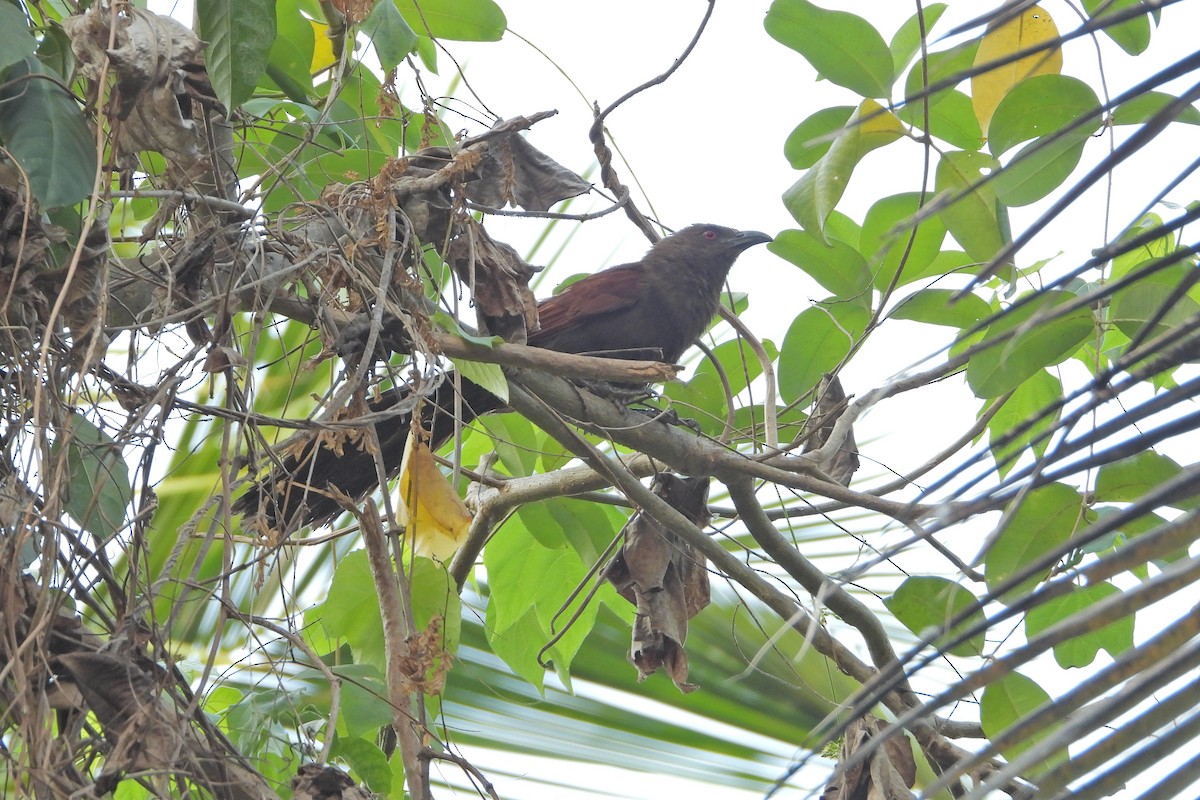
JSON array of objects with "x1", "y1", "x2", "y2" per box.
[{"x1": 732, "y1": 230, "x2": 773, "y2": 251}]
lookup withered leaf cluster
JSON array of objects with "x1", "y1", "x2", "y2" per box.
[
  {"x1": 607, "y1": 473, "x2": 712, "y2": 692},
  {"x1": 0, "y1": 577, "x2": 272, "y2": 800},
  {"x1": 821, "y1": 715, "x2": 918, "y2": 800}
]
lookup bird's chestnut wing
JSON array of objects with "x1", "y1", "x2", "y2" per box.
[{"x1": 529, "y1": 263, "x2": 646, "y2": 348}]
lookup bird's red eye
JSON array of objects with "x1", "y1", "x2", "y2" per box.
[{"x1": 703, "y1": 230, "x2": 717, "y2": 240}]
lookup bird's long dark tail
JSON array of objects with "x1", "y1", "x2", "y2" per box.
[{"x1": 234, "y1": 375, "x2": 503, "y2": 529}]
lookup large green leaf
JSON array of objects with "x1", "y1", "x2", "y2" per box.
[
  {"x1": 53, "y1": 413, "x2": 132, "y2": 539},
  {"x1": 966, "y1": 290, "x2": 1095, "y2": 398},
  {"x1": 935, "y1": 150, "x2": 1006, "y2": 265},
  {"x1": 1095, "y1": 451, "x2": 1192, "y2": 508},
  {"x1": 1110, "y1": 262, "x2": 1200, "y2": 345},
  {"x1": 994, "y1": 131, "x2": 1094, "y2": 207},
  {"x1": 0, "y1": 3, "x2": 36, "y2": 72},
  {"x1": 778, "y1": 300, "x2": 870, "y2": 401},
  {"x1": 783, "y1": 105, "x2": 854, "y2": 169},
  {"x1": 860, "y1": 192, "x2": 947, "y2": 289},
  {"x1": 364, "y1": 0, "x2": 419, "y2": 70},
  {"x1": 988, "y1": 74, "x2": 1100, "y2": 156},
  {"x1": 985, "y1": 482, "x2": 1084, "y2": 600},
  {"x1": 1111, "y1": 90, "x2": 1200, "y2": 126},
  {"x1": 891, "y1": 288, "x2": 990, "y2": 328},
  {"x1": 1025, "y1": 582, "x2": 1134, "y2": 668},
  {"x1": 396, "y1": 0, "x2": 506, "y2": 41},
  {"x1": 982, "y1": 368, "x2": 1061, "y2": 479},
  {"x1": 884, "y1": 575, "x2": 985, "y2": 656},
  {"x1": 484, "y1": 514, "x2": 614, "y2": 689},
  {"x1": 0, "y1": 57, "x2": 95, "y2": 207},
  {"x1": 765, "y1": 0, "x2": 894, "y2": 97},
  {"x1": 769, "y1": 228, "x2": 872, "y2": 298},
  {"x1": 784, "y1": 101, "x2": 905, "y2": 238},
  {"x1": 888, "y1": 4, "x2": 948, "y2": 74},
  {"x1": 1082, "y1": 0, "x2": 1153, "y2": 55},
  {"x1": 899, "y1": 89, "x2": 984, "y2": 150},
  {"x1": 197, "y1": 0, "x2": 277, "y2": 110},
  {"x1": 981, "y1": 671, "x2": 1066, "y2": 768}
]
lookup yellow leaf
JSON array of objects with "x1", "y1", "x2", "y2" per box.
[
  {"x1": 310, "y1": 19, "x2": 337, "y2": 74},
  {"x1": 398, "y1": 435, "x2": 472, "y2": 561},
  {"x1": 971, "y1": 6, "x2": 1063, "y2": 135},
  {"x1": 854, "y1": 98, "x2": 906, "y2": 148}
]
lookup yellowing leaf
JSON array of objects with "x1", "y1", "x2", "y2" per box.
[
  {"x1": 309, "y1": 20, "x2": 337, "y2": 74},
  {"x1": 782, "y1": 99, "x2": 905, "y2": 238},
  {"x1": 398, "y1": 435, "x2": 472, "y2": 561},
  {"x1": 971, "y1": 6, "x2": 1063, "y2": 135}
]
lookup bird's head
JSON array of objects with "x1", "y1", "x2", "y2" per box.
[{"x1": 659, "y1": 224, "x2": 773, "y2": 257}]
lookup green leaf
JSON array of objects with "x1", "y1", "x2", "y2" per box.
[
  {"x1": 783, "y1": 100, "x2": 905, "y2": 238},
  {"x1": 397, "y1": 0, "x2": 506, "y2": 42},
  {"x1": 197, "y1": 0, "x2": 277, "y2": 111},
  {"x1": 1110, "y1": 213, "x2": 1176, "y2": 279},
  {"x1": 765, "y1": 0, "x2": 894, "y2": 97},
  {"x1": 860, "y1": 193, "x2": 947, "y2": 289},
  {"x1": 1082, "y1": 0, "x2": 1153, "y2": 55},
  {"x1": 981, "y1": 672, "x2": 1066, "y2": 767},
  {"x1": 265, "y1": 3, "x2": 315, "y2": 100},
  {"x1": 769, "y1": 228, "x2": 872, "y2": 298},
  {"x1": 1111, "y1": 91, "x2": 1200, "y2": 127},
  {"x1": 783, "y1": 105, "x2": 854, "y2": 169},
  {"x1": 363, "y1": 0, "x2": 419, "y2": 71},
  {"x1": 0, "y1": 58, "x2": 96, "y2": 207},
  {"x1": 262, "y1": 148, "x2": 381, "y2": 212},
  {"x1": 985, "y1": 482, "x2": 1084, "y2": 600},
  {"x1": 315, "y1": 552, "x2": 387, "y2": 668},
  {"x1": 988, "y1": 75, "x2": 1100, "y2": 156},
  {"x1": 983, "y1": 368, "x2": 1061, "y2": 479},
  {"x1": 884, "y1": 576, "x2": 984, "y2": 657},
  {"x1": 54, "y1": 413, "x2": 132, "y2": 539},
  {"x1": 1095, "y1": 450, "x2": 1189, "y2": 506},
  {"x1": 666, "y1": 339, "x2": 780, "y2": 438},
  {"x1": 904, "y1": 40, "x2": 978, "y2": 110},
  {"x1": 1025, "y1": 582, "x2": 1134, "y2": 668},
  {"x1": 313, "y1": 553, "x2": 459, "y2": 671},
  {"x1": 1111, "y1": 262, "x2": 1200, "y2": 344},
  {"x1": 451, "y1": 357, "x2": 509, "y2": 403},
  {"x1": 778, "y1": 301, "x2": 870, "y2": 401},
  {"x1": 891, "y1": 289, "x2": 990, "y2": 328},
  {"x1": 888, "y1": 4, "x2": 948, "y2": 75},
  {"x1": 966, "y1": 290, "x2": 1095, "y2": 398},
  {"x1": 485, "y1": 604, "x2": 549, "y2": 690},
  {"x1": 994, "y1": 131, "x2": 1091, "y2": 207},
  {"x1": 0, "y1": 4, "x2": 36, "y2": 72},
  {"x1": 485, "y1": 521, "x2": 601, "y2": 687},
  {"x1": 898, "y1": 89, "x2": 984, "y2": 150},
  {"x1": 935, "y1": 150, "x2": 1006, "y2": 265},
  {"x1": 333, "y1": 737, "x2": 393, "y2": 794},
  {"x1": 326, "y1": 665, "x2": 393, "y2": 736}
]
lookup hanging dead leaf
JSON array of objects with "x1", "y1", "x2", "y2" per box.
[
  {"x1": 64, "y1": 6, "x2": 222, "y2": 164},
  {"x1": 447, "y1": 219, "x2": 541, "y2": 342},
  {"x1": 466, "y1": 132, "x2": 591, "y2": 212},
  {"x1": 606, "y1": 474, "x2": 711, "y2": 692},
  {"x1": 821, "y1": 715, "x2": 917, "y2": 800},
  {"x1": 398, "y1": 434, "x2": 472, "y2": 560},
  {"x1": 971, "y1": 5, "x2": 1063, "y2": 135},
  {"x1": 802, "y1": 373, "x2": 860, "y2": 486}
]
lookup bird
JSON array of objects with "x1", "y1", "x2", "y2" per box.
[{"x1": 236, "y1": 224, "x2": 772, "y2": 529}]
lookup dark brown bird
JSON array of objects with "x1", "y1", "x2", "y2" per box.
[{"x1": 237, "y1": 224, "x2": 771, "y2": 528}]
